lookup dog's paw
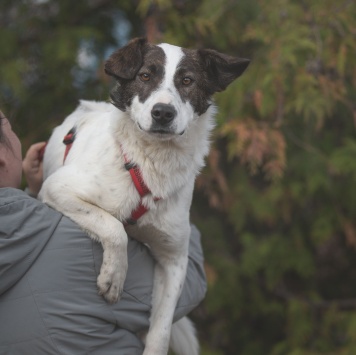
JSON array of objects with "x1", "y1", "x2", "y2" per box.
[{"x1": 97, "y1": 262, "x2": 127, "y2": 304}]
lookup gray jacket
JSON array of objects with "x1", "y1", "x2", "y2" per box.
[{"x1": 0, "y1": 188, "x2": 207, "y2": 355}]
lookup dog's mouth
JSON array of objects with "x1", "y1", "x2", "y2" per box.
[
  {"x1": 137, "y1": 123, "x2": 185, "y2": 137},
  {"x1": 151, "y1": 128, "x2": 185, "y2": 136}
]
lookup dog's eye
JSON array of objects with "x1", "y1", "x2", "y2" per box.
[
  {"x1": 182, "y1": 77, "x2": 193, "y2": 85},
  {"x1": 139, "y1": 73, "x2": 150, "y2": 82}
]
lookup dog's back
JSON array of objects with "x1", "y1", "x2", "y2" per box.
[{"x1": 43, "y1": 100, "x2": 115, "y2": 179}]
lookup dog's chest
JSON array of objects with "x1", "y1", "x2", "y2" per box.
[
  {"x1": 91, "y1": 146, "x2": 193, "y2": 225},
  {"x1": 83, "y1": 145, "x2": 161, "y2": 222}
]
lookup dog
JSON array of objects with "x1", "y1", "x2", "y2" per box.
[{"x1": 39, "y1": 37, "x2": 249, "y2": 355}]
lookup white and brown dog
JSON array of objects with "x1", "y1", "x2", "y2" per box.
[{"x1": 39, "y1": 37, "x2": 249, "y2": 355}]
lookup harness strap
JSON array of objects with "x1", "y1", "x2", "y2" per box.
[
  {"x1": 125, "y1": 204, "x2": 149, "y2": 226},
  {"x1": 62, "y1": 127, "x2": 76, "y2": 163},
  {"x1": 122, "y1": 150, "x2": 160, "y2": 225},
  {"x1": 123, "y1": 157, "x2": 150, "y2": 198}
]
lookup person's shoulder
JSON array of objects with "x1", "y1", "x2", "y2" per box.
[
  {"x1": 0, "y1": 187, "x2": 30, "y2": 205},
  {"x1": 0, "y1": 187, "x2": 64, "y2": 233},
  {"x1": 0, "y1": 187, "x2": 90, "y2": 240},
  {"x1": 1, "y1": 187, "x2": 53, "y2": 212},
  {"x1": 0, "y1": 187, "x2": 45, "y2": 215}
]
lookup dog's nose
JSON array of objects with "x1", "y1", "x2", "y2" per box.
[{"x1": 151, "y1": 103, "x2": 176, "y2": 125}]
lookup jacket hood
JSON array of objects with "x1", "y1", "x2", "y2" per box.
[{"x1": 0, "y1": 188, "x2": 62, "y2": 295}]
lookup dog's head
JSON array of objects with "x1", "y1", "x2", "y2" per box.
[{"x1": 105, "y1": 37, "x2": 250, "y2": 138}]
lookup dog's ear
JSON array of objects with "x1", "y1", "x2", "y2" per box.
[
  {"x1": 198, "y1": 49, "x2": 250, "y2": 93},
  {"x1": 105, "y1": 37, "x2": 147, "y2": 81}
]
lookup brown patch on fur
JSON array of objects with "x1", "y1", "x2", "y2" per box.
[{"x1": 105, "y1": 38, "x2": 166, "y2": 111}]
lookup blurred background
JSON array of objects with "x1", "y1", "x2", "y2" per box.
[{"x1": 1, "y1": 0, "x2": 356, "y2": 354}]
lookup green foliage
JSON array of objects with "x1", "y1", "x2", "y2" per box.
[
  {"x1": 174, "y1": 0, "x2": 356, "y2": 354},
  {"x1": 0, "y1": 0, "x2": 133, "y2": 145},
  {"x1": 331, "y1": 139, "x2": 356, "y2": 178},
  {"x1": 2, "y1": 0, "x2": 356, "y2": 354}
]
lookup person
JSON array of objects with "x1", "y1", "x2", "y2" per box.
[{"x1": 0, "y1": 110, "x2": 207, "y2": 355}]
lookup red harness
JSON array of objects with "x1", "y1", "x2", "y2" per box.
[
  {"x1": 122, "y1": 153, "x2": 160, "y2": 225},
  {"x1": 62, "y1": 128, "x2": 157, "y2": 225},
  {"x1": 63, "y1": 127, "x2": 76, "y2": 163}
]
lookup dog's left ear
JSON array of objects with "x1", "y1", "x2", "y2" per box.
[
  {"x1": 105, "y1": 37, "x2": 148, "y2": 81},
  {"x1": 198, "y1": 49, "x2": 250, "y2": 93}
]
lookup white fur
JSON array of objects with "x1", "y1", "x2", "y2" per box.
[
  {"x1": 170, "y1": 317, "x2": 199, "y2": 355},
  {"x1": 39, "y1": 44, "x2": 216, "y2": 355}
]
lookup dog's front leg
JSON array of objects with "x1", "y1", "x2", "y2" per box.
[
  {"x1": 39, "y1": 177, "x2": 128, "y2": 304},
  {"x1": 96, "y1": 220, "x2": 128, "y2": 304},
  {"x1": 143, "y1": 229, "x2": 190, "y2": 355},
  {"x1": 62, "y1": 203, "x2": 128, "y2": 304}
]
